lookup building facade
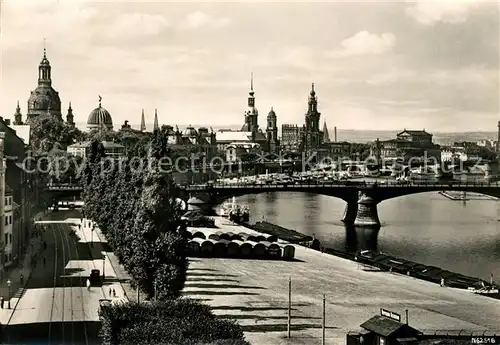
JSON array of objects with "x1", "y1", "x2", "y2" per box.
[
  {"x1": 4, "y1": 186, "x2": 13, "y2": 267},
  {"x1": 226, "y1": 142, "x2": 262, "y2": 162},
  {"x1": 281, "y1": 124, "x2": 302, "y2": 151},
  {"x1": 373, "y1": 129, "x2": 441, "y2": 164},
  {"x1": 266, "y1": 107, "x2": 279, "y2": 154},
  {"x1": 216, "y1": 75, "x2": 268, "y2": 152},
  {"x1": 67, "y1": 140, "x2": 125, "y2": 158}
]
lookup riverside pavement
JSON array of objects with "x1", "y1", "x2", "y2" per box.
[{"x1": 184, "y1": 217, "x2": 500, "y2": 345}]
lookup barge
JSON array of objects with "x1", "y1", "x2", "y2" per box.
[{"x1": 243, "y1": 221, "x2": 499, "y2": 297}]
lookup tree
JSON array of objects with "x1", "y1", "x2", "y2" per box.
[{"x1": 29, "y1": 114, "x2": 84, "y2": 153}]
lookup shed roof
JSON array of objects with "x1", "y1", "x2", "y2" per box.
[{"x1": 360, "y1": 315, "x2": 421, "y2": 337}]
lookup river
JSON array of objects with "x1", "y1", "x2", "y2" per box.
[{"x1": 231, "y1": 191, "x2": 500, "y2": 282}]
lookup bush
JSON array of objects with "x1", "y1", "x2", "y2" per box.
[{"x1": 99, "y1": 299, "x2": 249, "y2": 345}]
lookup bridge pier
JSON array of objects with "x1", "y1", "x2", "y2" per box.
[
  {"x1": 354, "y1": 191, "x2": 381, "y2": 228},
  {"x1": 341, "y1": 202, "x2": 358, "y2": 224}
]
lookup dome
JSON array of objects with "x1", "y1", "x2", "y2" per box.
[
  {"x1": 268, "y1": 107, "x2": 276, "y2": 117},
  {"x1": 183, "y1": 126, "x2": 198, "y2": 137},
  {"x1": 87, "y1": 103, "x2": 113, "y2": 131},
  {"x1": 245, "y1": 106, "x2": 258, "y2": 116},
  {"x1": 28, "y1": 86, "x2": 61, "y2": 112}
]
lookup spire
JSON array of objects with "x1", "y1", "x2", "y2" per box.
[
  {"x1": 140, "y1": 109, "x2": 146, "y2": 132},
  {"x1": 13, "y1": 101, "x2": 23, "y2": 125},
  {"x1": 66, "y1": 102, "x2": 75, "y2": 127},
  {"x1": 153, "y1": 109, "x2": 159, "y2": 131},
  {"x1": 322, "y1": 121, "x2": 330, "y2": 143},
  {"x1": 248, "y1": 73, "x2": 255, "y2": 107},
  {"x1": 38, "y1": 42, "x2": 52, "y2": 86},
  {"x1": 250, "y1": 72, "x2": 254, "y2": 92}
]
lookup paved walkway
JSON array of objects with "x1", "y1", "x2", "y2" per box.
[
  {"x1": 80, "y1": 218, "x2": 147, "y2": 303},
  {"x1": 0, "y1": 236, "x2": 42, "y2": 324}
]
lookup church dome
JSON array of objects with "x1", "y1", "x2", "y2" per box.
[
  {"x1": 183, "y1": 126, "x2": 198, "y2": 137},
  {"x1": 245, "y1": 106, "x2": 258, "y2": 116},
  {"x1": 268, "y1": 107, "x2": 276, "y2": 117},
  {"x1": 28, "y1": 86, "x2": 62, "y2": 112},
  {"x1": 87, "y1": 98, "x2": 113, "y2": 131}
]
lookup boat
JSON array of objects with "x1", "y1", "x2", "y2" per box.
[
  {"x1": 229, "y1": 204, "x2": 250, "y2": 223},
  {"x1": 219, "y1": 197, "x2": 236, "y2": 217}
]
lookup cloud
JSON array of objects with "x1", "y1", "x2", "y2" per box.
[
  {"x1": 329, "y1": 31, "x2": 396, "y2": 58},
  {"x1": 366, "y1": 65, "x2": 496, "y2": 87},
  {"x1": 406, "y1": 0, "x2": 477, "y2": 25},
  {"x1": 1, "y1": 0, "x2": 97, "y2": 48},
  {"x1": 105, "y1": 13, "x2": 171, "y2": 39},
  {"x1": 179, "y1": 11, "x2": 232, "y2": 30}
]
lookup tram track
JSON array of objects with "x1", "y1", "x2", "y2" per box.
[
  {"x1": 47, "y1": 224, "x2": 58, "y2": 345},
  {"x1": 68, "y1": 223, "x2": 89, "y2": 345}
]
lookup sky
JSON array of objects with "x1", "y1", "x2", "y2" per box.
[{"x1": 0, "y1": 0, "x2": 498, "y2": 132}]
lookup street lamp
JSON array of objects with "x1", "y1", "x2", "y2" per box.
[
  {"x1": 102, "y1": 253, "x2": 106, "y2": 281},
  {"x1": 7, "y1": 279, "x2": 11, "y2": 309}
]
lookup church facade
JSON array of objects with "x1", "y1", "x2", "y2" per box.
[{"x1": 216, "y1": 75, "x2": 279, "y2": 159}]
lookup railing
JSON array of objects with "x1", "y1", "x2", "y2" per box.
[
  {"x1": 46, "y1": 184, "x2": 82, "y2": 190},
  {"x1": 182, "y1": 180, "x2": 500, "y2": 190}
]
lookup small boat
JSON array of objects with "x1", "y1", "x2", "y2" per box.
[
  {"x1": 229, "y1": 204, "x2": 251, "y2": 223},
  {"x1": 468, "y1": 287, "x2": 499, "y2": 295}
]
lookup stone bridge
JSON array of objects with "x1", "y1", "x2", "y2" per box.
[{"x1": 181, "y1": 180, "x2": 500, "y2": 228}]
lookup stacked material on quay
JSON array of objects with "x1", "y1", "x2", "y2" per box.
[{"x1": 186, "y1": 228, "x2": 295, "y2": 260}]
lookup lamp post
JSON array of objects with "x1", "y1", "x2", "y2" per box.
[
  {"x1": 7, "y1": 279, "x2": 11, "y2": 309},
  {"x1": 102, "y1": 253, "x2": 105, "y2": 281}
]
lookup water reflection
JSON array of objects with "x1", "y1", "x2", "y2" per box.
[{"x1": 232, "y1": 191, "x2": 500, "y2": 281}]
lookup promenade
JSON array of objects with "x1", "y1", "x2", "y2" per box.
[
  {"x1": 0, "y1": 211, "x2": 124, "y2": 344},
  {"x1": 184, "y1": 217, "x2": 500, "y2": 345}
]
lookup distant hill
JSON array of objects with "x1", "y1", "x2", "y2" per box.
[{"x1": 75, "y1": 122, "x2": 496, "y2": 146}]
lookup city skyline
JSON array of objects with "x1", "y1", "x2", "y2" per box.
[{"x1": 0, "y1": 0, "x2": 498, "y2": 132}]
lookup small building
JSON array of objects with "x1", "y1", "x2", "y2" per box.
[
  {"x1": 347, "y1": 311, "x2": 422, "y2": 345},
  {"x1": 226, "y1": 142, "x2": 262, "y2": 162},
  {"x1": 67, "y1": 141, "x2": 125, "y2": 158}
]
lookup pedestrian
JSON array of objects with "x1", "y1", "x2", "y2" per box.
[
  {"x1": 1, "y1": 296, "x2": 4, "y2": 309},
  {"x1": 86, "y1": 279, "x2": 91, "y2": 290},
  {"x1": 440, "y1": 278, "x2": 445, "y2": 287},
  {"x1": 112, "y1": 289, "x2": 116, "y2": 297},
  {"x1": 109, "y1": 288, "x2": 112, "y2": 297}
]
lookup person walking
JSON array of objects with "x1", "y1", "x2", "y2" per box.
[{"x1": 86, "y1": 279, "x2": 91, "y2": 290}]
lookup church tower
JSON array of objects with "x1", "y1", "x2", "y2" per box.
[
  {"x1": 241, "y1": 73, "x2": 259, "y2": 137},
  {"x1": 266, "y1": 107, "x2": 279, "y2": 153},
  {"x1": 27, "y1": 45, "x2": 62, "y2": 121},
  {"x1": 66, "y1": 102, "x2": 75, "y2": 127},
  {"x1": 13, "y1": 101, "x2": 23, "y2": 125},
  {"x1": 303, "y1": 83, "x2": 322, "y2": 152}
]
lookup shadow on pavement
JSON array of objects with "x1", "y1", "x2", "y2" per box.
[{"x1": 3, "y1": 321, "x2": 101, "y2": 344}]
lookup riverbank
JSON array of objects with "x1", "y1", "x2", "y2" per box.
[
  {"x1": 439, "y1": 191, "x2": 498, "y2": 200},
  {"x1": 241, "y1": 221, "x2": 498, "y2": 296},
  {"x1": 185, "y1": 218, "x2": 500, "y2": 345}
]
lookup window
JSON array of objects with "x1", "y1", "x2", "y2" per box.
[
  {"x1": 9, "y1": 234, "x2": 12, "y2": 243},
  {"x1": 4, "y1": 217, "x2": 7, "y2": 226},
  {"x1": 4, "y1": 234, "x2": 7, "y2": 245},
  {"x1": 4, "y1": 255, "x2": 7, "y2": 263},
  {"x1": 9, "y1": 215, "x2": 12, "y2": 224}
]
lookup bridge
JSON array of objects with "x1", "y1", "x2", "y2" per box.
[
  {"x1": 181, "y1": 179, "x2": 500, "y2": 228},
  {"x1": 46, "y1": 179, "x2": 500, "y2": 228}
]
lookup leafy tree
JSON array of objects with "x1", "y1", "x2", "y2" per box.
[
  {"x1": 29, "y1": 114, "x2": 84, "y2": 152},
  {"x1": 99, "y1": 299, "x2": 249, "y2": 345}
]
